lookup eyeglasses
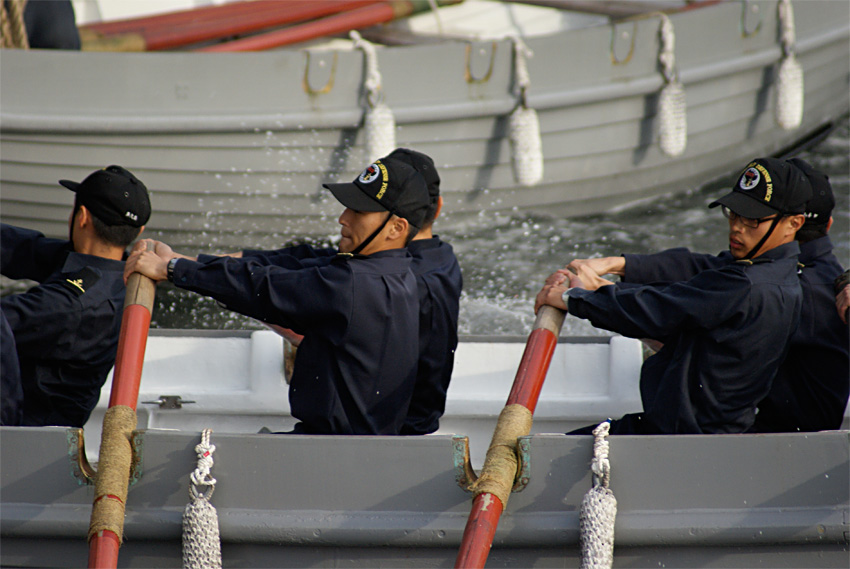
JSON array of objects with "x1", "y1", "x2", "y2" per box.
[{"x1": 720, "y1": 205, "x2": 778, "y2": 229}]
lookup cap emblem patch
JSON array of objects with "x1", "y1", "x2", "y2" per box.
[
  {"x1": 739, "y1": 167, "x2": 760, "y2": 191},
  {"x1": 358, "y1": 163, "x2": 381, "y2": 185}
]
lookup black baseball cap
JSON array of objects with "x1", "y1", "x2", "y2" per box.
[
  {"x1": 788, "y1": 158, "x2": 834, "y2": 226},
  {"x1": 381, "y1": 148, "x2": 441, "y2": 200},
  {"x1": 60, "y1": 165, "x2": 151, "y2": 228},
  {"x1": 323, "y1": 157, "x2": 430, "y2": 228},
  {"x1": 709, "y1": 157, "x2": 812, "y2": 218}
]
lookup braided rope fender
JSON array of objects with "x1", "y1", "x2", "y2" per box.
[
  {"x1": 182, "y1": 429, "x2": 222, "y2": 569},
  {"x1": 579, "y1": 422, "x2": 617, "y2": 569},
  {"x1": 776, "y1": 0, "x2": 803, "y2": 130},
  {"x1": 351, "y1": 31, "x2": 396, "y2": 162},
  {"x1": 509, "y1": 36, "x2": 544, "y2": 187},
  {"x1": 657, "y1": 14, "x2": 687, "y2": 157}
]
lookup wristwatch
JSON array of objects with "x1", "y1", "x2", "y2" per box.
[
  {"x1": 166, "y1": 258, "x2": 178, "y2": 282},
  {"x1": 561, "y1": 287, "x2": 576, "y2": 306}
]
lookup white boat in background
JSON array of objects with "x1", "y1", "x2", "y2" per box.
[
  {"x1": 1, "y1": 329, "x2": 848, "y2": 567},
  {"x1": 1, "y1": 0, "x2": 848, "y2": 251}
]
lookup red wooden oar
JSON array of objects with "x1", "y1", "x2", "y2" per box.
[
  {"x1": 197, "y1": 0, "x2": 408, "y2": 52},
  {"x1": 87, "y1": 245, "x2": 157, "y2": 569},
  {"x1": 80, "y1": 0, "x2": 382, "y2": 51},
  {"x1": 198, "y1": 0, "x2": 462, "y2": 52},
  {"x1": 455, "y1": 305, "x2": 566, "y2": 568}
]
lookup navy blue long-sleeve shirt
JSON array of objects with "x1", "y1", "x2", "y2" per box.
[
  {"x1": 622, "y1": 236, "x2": 849, "y2": 431},
  {"x1": 567, "y1": 241, "x2": 803, "y2": 434},
  {"x1": 402, "y1": 237, "x2": 462, "y2": 434},
  {"x1": 1, "y1": 224, "x2": 126, "y2": 427},
  {"x1": 172, "y1": 248, "x2": 420, "y2": 435},
  {"x1": 239, "y1": 237, "x2": 463, "y2": 435}
]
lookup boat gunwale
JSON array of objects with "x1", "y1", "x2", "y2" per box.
[{"x1": 145, "y1": 328, "x2": 618, "y2": 344}]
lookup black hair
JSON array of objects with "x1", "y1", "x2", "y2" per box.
[
  {"x1": 404, "y1": 223, "x2": 420, "y2": 245},
  {"x1": 795, "y1": 223, "x2": 829, "y2": 244},
  {"x1": 421, "y1": 197, "x2": 440, "y2": 228},
  {"x1": 74, "y1": 197, "x2": 142, "y2": 249}
]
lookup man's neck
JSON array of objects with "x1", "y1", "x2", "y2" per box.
[
  {"x1": 361, "y1": 243, "x2": 405, "y2": 256},
  {"x1": 73, "y1": 235, "x2": 125, "y2": 261},
  {"x1": 412, "y1": 226, "x2": 434, "y2": 241}
]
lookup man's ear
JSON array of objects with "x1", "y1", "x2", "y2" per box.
[
  {"x1": 787, "y1": 214, "x2": 806, "y2": 232},
  {"x1": 433, "y1": 196, "x2": 443, "y2": 221},
  {"x1": 387, "y1": 215, "x2": 409, "y2": 241},
  {"x1": 76, "y1": 205, "x2": 92, "y2": 228}
]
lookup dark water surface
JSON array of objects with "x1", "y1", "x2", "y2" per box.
[{"x1": 147, "y1": 120, "x2": 850, "y2": 336}]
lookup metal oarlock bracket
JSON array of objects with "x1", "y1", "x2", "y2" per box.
[
  {"x1": 452, "y1": 434, "x2": 532, "y2": 493},
  {"x1": 610, "y1": 21, "x2": 636, "y2": 64},
  {"x1": 67, "y1": 428, "x2": 144, "y2": 487},
  {"x1": 741, "y1": 0, "x2": 762, "y2": 37},
  {"x1": 141, "y1": 395, "x2": 196, "y2": 409},
  {"x1": 464, "y1": 41, "x2": 497, "y2": 84},
  {"x1": 512, "y1": 436, "x2": 532, "y2": 492},
  {"x1": 302, "y1": 50, "x2": 338, "y2": 95},
  {"x1": 453, "y1": 435, "x2": 478, "y2": 491}
]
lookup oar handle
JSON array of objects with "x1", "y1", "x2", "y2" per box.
[
  {"x1": 123, "y1": 244, "x2": 156, "y2": 311},
  {"x1": 108, "y1": 240, "x2": 157, "y2": 410}
]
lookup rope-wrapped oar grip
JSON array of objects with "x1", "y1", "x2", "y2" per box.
[
  {"x1": 469, "y1": 404, "x2": 533, "y2": 508},
  {"x1": 534, "y1": 304, "x2": 566, "y2": 335},
  {"x1": 88, "y1": 405, "x2": 137, "y2": 543},
  {"x1": 471, "y1": 305, "x2": 565, "y2": 507},
  {"x1": 123, "y1": 241, "x2": 156, "y2": 311}
]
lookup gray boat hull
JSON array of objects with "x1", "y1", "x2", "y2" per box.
[{"x1": 1, "y1": 427, "x2": 847, "y2": 567}]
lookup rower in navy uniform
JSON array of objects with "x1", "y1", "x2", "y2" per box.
[
  {"x1": 389, "y1": 149, "x2": 462, "y2": 435},
  {"x1": 231, "y1": 148, "x2": 463, "y2": 435},
  {"x1": 565, "y1": 158, "x2": 849, "y2": 432},
  {"x1": 1, "y1": 166, "x2": 151, "y2": 427},
  {"x1": 125, "y1": 156, "x2": 431, "y2": 435},
  {"x1": 535, "y1": 157, "x2": 812, "y2": 434}
]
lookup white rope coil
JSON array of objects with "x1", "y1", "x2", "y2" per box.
[
  {"x1": 579, "y1": 421, "x2": 617, "y2": 569},
  {"x1": 779, "y1": 0, "x2": 796, "y2": 55},
  {"x1": 351, "y1": 30, "x2": 396, "y2": 162},
  {"x1": 426, "y1": 0, "x2": 445, "y2": 36},
  {"x1": 658, "y1": 15, "x2": 676, "y2": 84},
  {"x1": 590, "y1": 421, "x2": 611, "y2": 487},
  {"x1": 512, "y1": 35, "x2": 533, "y2": 97},
  {"x1": 509, "y1": 35, "x2": 544, "y2": 187},
  {"x1": 775, "y1": 0, "x2": 803, "y2": 130},
  {"x1": 657, "y1": 14, "x2": 687, "y2": 157},
  {"x1": 183, "y1": 429, "x2": 222, "y2": 569}
]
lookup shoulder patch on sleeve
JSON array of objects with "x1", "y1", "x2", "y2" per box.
[
  {"x1": 733, "y1": 257, "x2": 772, "y2": 267},
  {"x1": 333, "y1": 252, "x2": 368, "y2": 262},
  {"x1": 61, "y1": 266, "x2": 100, "y2": 296}
]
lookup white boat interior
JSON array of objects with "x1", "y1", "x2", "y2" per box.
[
  {"x1": 82, "y1": 330, "x2": 646, "y2": 467},
  {"x1": 80, "y1": 329, "x2": 850, "y2": 468}
]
